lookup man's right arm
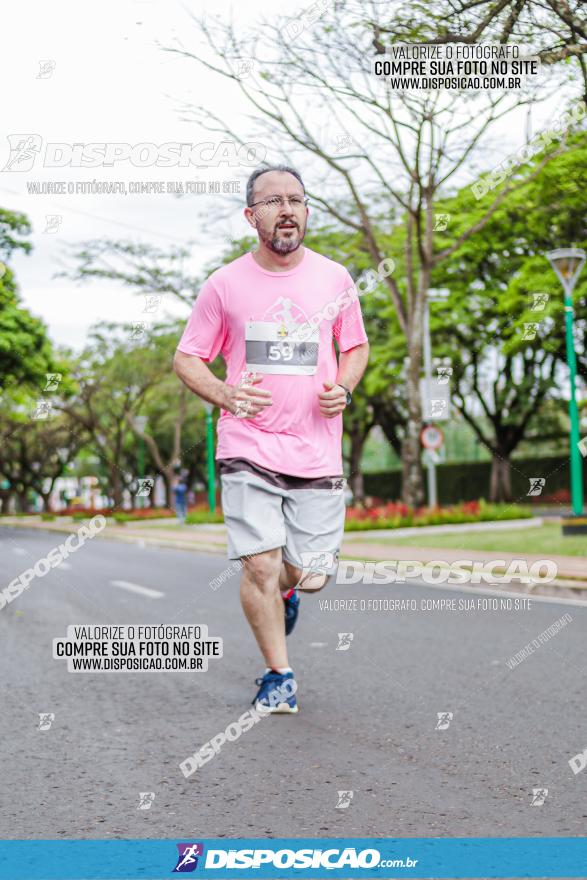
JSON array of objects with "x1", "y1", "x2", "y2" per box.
[{"x1": 173, "y1": 352, "x2": 272, "y2": 418}]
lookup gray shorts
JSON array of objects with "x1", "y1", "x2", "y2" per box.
[{"x1": 219, "y1": 458, "x2": 346, "y2": 575}]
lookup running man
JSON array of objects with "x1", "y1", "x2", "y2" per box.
[{"x1": 174, "y1": 164, "x2": 369, "y2": 713}]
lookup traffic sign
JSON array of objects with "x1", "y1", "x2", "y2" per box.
[
  {"x1": 420, "y1": 424, "x2": 445, "y2": 450},
  {"x1": 419, "y1": 378, "x2": 451, "y2": 420}
]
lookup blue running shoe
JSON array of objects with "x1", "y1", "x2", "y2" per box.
[
  {"x1": 284, "y1": 589, "x2": 300, "y2": 636},
  {"x1": 252, "y1": 670, "x2": 299, "y2": 714}
]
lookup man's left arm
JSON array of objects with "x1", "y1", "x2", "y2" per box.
[{"x1": 318, "y1": 342, "x2": 370, "y2": 418}]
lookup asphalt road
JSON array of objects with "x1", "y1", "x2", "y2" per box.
[{"x1": 0, "y1": 526, "x2": 585, "y2": 841}]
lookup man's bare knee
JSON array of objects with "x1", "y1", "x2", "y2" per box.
[{"x1": 241, "y1": 548, "x2": 282, "y2": 590}]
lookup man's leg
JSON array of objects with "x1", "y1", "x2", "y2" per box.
[
  {"x1": 240, "y1": 547, "x2": 290, "y2": 669},
  {"x1": 281, "y1": 560, "x2": 331, "y2": 592},
  {"x1": 218, "y1": 459, "x2": 298, "y2": 712}
]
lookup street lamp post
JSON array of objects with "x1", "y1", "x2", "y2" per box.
[
  {"x1": 546, "y1": 248, "x2": 585, "y2": 522},
  {"x1": 204, "y1": 403, "x2": 216, "y2": 513},
  {"x1": 134, "y1": 416, "x2": 148, "y2": 509},
  {"x1": 422, "y1": 288, "x2": 450, "y2": 507}
]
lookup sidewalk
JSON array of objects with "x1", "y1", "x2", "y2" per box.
[
  {"x1": 3, "y1": 515, "x2": 586, "y2": 595},
  {"x1": 342, "y1": 516, "x2": 544, "y2": 540},
  {"x1": 340, "y1": 541, "x2": 587, "y2": 584},
  {"x1": 2, "y1": 517, "x2": 227, "y2": 555}
]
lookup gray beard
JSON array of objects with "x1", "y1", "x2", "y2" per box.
[
  {"x1": 270, "y1": 232, "x2": 301, "y2": 254},
  {"x1": 259, "y1": 223, "x2": 305, "y2": 254}
]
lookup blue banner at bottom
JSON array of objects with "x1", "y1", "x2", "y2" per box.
[{"x1": 1, "y1": 837, "x2": 586, "y2": 879}]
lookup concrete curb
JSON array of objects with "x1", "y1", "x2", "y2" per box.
[{"x1": 3, "y1": 518, "x2": 587, "y2": 594}]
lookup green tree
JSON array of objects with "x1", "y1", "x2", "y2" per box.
[
  {"x1": 0, "y1": 208, "x2": 58, "y2": 390},
  {"x1": 428, "y1": 132, "x2": 587, "y2": 499},
  {"x1": 0, "y1": 390, "x2": 85, "y2": 512},
  {"x1": 383, "y1": 0, "x2": 587, "y2": 104},
  {"x1": 59, "y1": 322, "x2": 211, "y2": 508}
]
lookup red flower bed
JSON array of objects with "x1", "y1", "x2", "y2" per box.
[
  {"x1": 344, "y1": 499, "x2": 492, "y2": 530},
  {"x1": 57, "y1": 506, "x2": 114, "y2": 517},
  {"x1": 117, "y1": 507, "x2": 176, "y2": 518},
  {"x1": 347, "y1": 500, "x2": 480, "y2": 521},
  {"x1": 529, "y1": 488, "x2": 570, "y2": 504}
]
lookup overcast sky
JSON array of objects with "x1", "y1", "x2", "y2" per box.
[{"x1": 1, "y1": 0, "x2": 574, "y2": 352}]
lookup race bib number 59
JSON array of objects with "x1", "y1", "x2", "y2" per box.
[{"x1": 245, "y1": 322, "x2": 319, "y2": 375}]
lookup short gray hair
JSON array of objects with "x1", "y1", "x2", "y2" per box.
[{"x1": 246, "y1": 164, "x2": 305, "y2": 206}]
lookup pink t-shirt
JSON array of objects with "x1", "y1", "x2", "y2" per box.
[{"x1": 177, "y1": 247, "x2": 368, "y2": 477}]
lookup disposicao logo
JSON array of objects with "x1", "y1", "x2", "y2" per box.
[{"x1": 173, "y1": 843, "x2": 204, "y2": 872}]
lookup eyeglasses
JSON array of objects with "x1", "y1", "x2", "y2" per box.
[{"x1": 249, "y1": 195, "x2": 309, "y2": 210}]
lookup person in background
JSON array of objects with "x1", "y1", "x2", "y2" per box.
[{"x1": 173, "y1": 468, "x2": 188, "y2": 524}]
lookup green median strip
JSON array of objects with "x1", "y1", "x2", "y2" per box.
[{"x1": 348, "y1": 523, "x2": 586, "y2": 558}]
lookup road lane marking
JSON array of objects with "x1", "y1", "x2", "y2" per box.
[{"x1": 110, "y1": 580, "x2": 164, "y2": 599}]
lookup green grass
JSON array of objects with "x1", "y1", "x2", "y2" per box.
[
  {"x1": 355, "y1": 523, "x2": 586, "y2": 557},
  {"x1": 185, "y1": 511, "x2": 225, "y2": 525},
  {"x1": 120, "y1": 514, "x2": 225, "y2": 527}
]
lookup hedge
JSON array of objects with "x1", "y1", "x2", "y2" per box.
[{"x1": 363, "y1": 455, "x2": 587, "y2": 504}]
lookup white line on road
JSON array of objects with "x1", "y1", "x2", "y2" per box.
[{"x1": 109, "y1": 580, "x2": 164, "y2": 599}]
